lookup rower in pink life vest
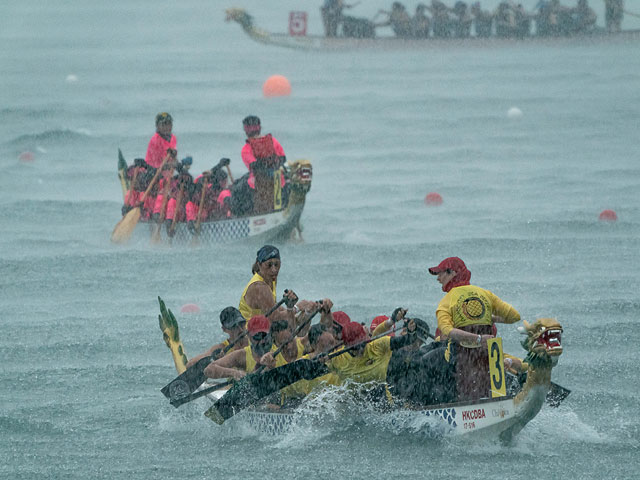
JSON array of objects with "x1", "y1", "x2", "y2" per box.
[
  {"x1": 185, "y1": 163, "x2": 229, "y2": 231},
  {"x1": 152, "y1": 161, "x2": 179, "y2": 221},
  {"x1": 164, "y1": 157, "x2": 194, "y2": 232},
  {"x1": 145, "y1": 112, "x2": 177, "y2": 169},
  {"x1": 241, "y1": 115, "x2": 286, "y2": 191},
  {"x1": 123, "y1": 158, "x2": 156, "y2": 219}
]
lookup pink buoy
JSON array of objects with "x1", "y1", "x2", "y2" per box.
[
  {"x1": 263, "y1": 75, "x2": 291, "y2": 97},
  {"x1": 180, "y1": 303, "x2": 201, "y2": 314},
  {"x1": 19, "y1": 151, "x2": 35, "y2": 162},
  {"x1": 598, "y1": 209, "x2": 617, "y2": 222},
  {"x1": 424, "y1": 192, "x2": 443, "y2": 206}
]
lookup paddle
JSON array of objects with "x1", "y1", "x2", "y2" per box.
[
  {"x1": 111, "y1": 152, "x2": 172, "y2": 244},
  {"x1": 117, "y1": 149, "x2": 129, "y2": 201},
  {"x1": 190, "y1": 173, "x2": 209, "y2": 247},
  {"x1": 151, "y1": 164, "x2": 175, "y2": 244},
  {"x1": 174, "y1": 302, "x2": 321, "y2": 409},
  {"x1": 161, "y1": 293, "x2": 291, "y2": 402},
  {"x1": 205, "y1": 323, "x2": 406, "y2": 424},
  {"x1": 168, "y1": 181, "x2": 186, "y2": 242}
]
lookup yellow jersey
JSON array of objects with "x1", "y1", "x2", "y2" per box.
[{"x1": 239, "y1": 272, "x2": 277, "y2": 321}]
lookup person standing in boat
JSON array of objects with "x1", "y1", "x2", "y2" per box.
[
  {"x1": 605, "y1": 0, "x2": 623, "y2": 33},
  {"x1": 239, "y1": 115, "x2": 287, "y2": 214},
  {"x1": 239, "y1": 245, "x2": 299, "y2": 326},
  {"x1": 185, "y1": 306, "x2": 248, "y2": 369},
  {"x1": 471, "y1": 2, "x2": 493, "y2": 37},
  {"x1": 428, "y1": 257, "x2": 521, "y2": 401},
  {"x1": 412, "y1": 4, "x2": 431, "y2": 38},
  {"x1": 145, "y1": 112, "x2": 177, "y2": 170}
]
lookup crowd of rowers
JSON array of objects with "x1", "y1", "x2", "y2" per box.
[
  {"x1": 121, "y1": 112, "x2": 289, "y2": 234},
  {"x1": 323, "y1": 0, "x2": 625, "y2": 40},
  {"x1": 189, "y1": 245, "x2": 527, "y2": 409}
]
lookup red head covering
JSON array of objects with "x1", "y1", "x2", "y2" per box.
[
  {"x1": 370, "y1": 315, "x2": 395, "y2": 337},
  {"x1": 332, "y1": 311, "x2": 351, "y2": 329},
  {"x1": 248, "y1": 315, "x2": 270, "y2": 336},
  {"x1": 428, "y1": 257, "x2": 471, "y2": 292},
  {"x1": 341, "y1": 322, "x2": 369, "y2": 347}
]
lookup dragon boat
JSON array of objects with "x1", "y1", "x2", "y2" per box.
[
  {"x1": 225, "y1": 8, "x2": 640, "y2": 52},
  {"x1": 159, "y1": 301, "x2": 566, "y2": 442},
  {"x1": 116, "y1": 151, "x2": 312, "y2": 245}
]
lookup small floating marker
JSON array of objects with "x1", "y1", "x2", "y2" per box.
[
  {"x1": 180, "y1": 303, "x2": 201, "y2": 314},
  {"x1": 66, "y1": 74, "x2": 78, "y2": 83},
  {"x1": 598, "y1": 209, "x2": 617, "y2": 222},
  {"x1": 424, "y1": 192, "x2": 443, "y2": 206},
  {"x1": 18, "y1": 151, "x2": 35, "y2": 162},
  {"x1": 263, "y1": 75, "x2": 291, "y2": 97},
  {"x1": 507, "y1": 107, "x2": 523, "y2": 119}
]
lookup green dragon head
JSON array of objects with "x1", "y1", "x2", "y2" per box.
[
  {"x1": 519, "y1": 318, "x2": 563, "y2": 367},
  {"x1": 225, "y1": 8, "x2": 254, "y2": 29}
]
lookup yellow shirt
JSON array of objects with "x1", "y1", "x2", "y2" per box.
[
  {"x1": 243, "y1": 343, "x2": 278, "y2": 373},
  {"x1": 238, "y1": 272, "x2": 277, "y2": 321},
  {"x1": 328, "y1": 336, "x2": 392, "y2": 384},
  {"x1": 435, "y1": 284, "x2": 520, "y2": 338}
]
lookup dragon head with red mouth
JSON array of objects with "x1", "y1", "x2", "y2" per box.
[{"x1": 519, "y1": 318, "x2": 563, "y2": 367}]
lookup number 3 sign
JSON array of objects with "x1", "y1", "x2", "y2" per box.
[{"x1": 289, "y1": 11, "x2": 307, "y2": 36}]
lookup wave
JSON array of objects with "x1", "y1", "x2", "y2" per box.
[{"x1": 5, "y1": 128, "x2": 93, "y2": 147}]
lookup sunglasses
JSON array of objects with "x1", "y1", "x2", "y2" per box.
[{"x1": 251, "y1": 332, "x2": 269, "y2": 342}]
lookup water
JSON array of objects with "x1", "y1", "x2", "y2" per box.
[{"x1": 2, "y1": 1, "x2": 639, "y2": 478}]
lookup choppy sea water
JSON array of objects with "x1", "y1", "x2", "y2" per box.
[{"x1": 1, "y1": 1, "x2": 639, "y2": 479}]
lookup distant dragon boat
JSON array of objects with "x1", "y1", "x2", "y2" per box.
[
  {"x1": 225, "y1": 7, "x2": 640, "y2": 51},
  {"x1": 159, "y1": 301, "x2": 567, "y2": 443},
  {"x1": 116, "y1": 151, "x2": 312, "y2": 245}
]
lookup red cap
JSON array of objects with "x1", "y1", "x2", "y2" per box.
[
  {"x1": 332, "y1": 311, "x2": 351, "y2": 329},
  {"x1": 248, "y1": 315, "x2": 270, "y2": 336},
  {"x1": 370, "y1": 315, "x2": 393, "y2": 335},
  {"x1": 341, "y1": 322, "x2": 369, "y2": 347},
  {"x1": 428, "y1": 257, "x2": 467, "y2": 275}
]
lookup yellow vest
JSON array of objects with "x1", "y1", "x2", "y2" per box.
[
  {"x1": 328, "y1": 336, "x2": 392, "y2": 384},
  {"x1": 239, "y1": 272, "x2": 277, "y2": 321},
  {"x1": 243, "y1": 343, "x2": 278, "y2": 373}
]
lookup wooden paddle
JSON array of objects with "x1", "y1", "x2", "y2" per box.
[
  {"x1": 168, "y1": 181, "x2": 186, "y2": 242},
  {"x1": 151, "y1": 164, "x2": 175, "y2": 244},
  {"x1": 179, "y1": 304, "x2": 322, "y2": 410},
  {"x1": 111, "y1": 153, "x2": 171, "y2": 244},
  {"x1": 161, "y1": 293, "x2": 291, "y2": 403},
  {"x1": 206, "y1": 324, "x2": 406, "y2": 423},
  {"x1": 190, "y1": 173, "x2": 209, "y2": 247}
]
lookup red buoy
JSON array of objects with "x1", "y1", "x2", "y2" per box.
[
  {"x1": 180, "y1": 303, "x2": 201, "y2": 314},
  {"x1": 19, "y1": 151, "x2": 35, "y2": 162},
  {"x1": 599, "y1": 209, "x2": 617, "y2": 222},
  {"x1": 263, "y1": 75, "x2": 291, "y2": 97},
  {"x1": 424, "y1": 192, "x2": 443, "y2": 206}
]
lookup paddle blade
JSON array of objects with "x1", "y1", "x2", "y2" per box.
[
  {"x1": 111, "y1": 207, "x2": 141, "y2": 244},
  {"x1": 546, "y1": 382, "x2": 571, "y2": 408},
  {"x1": 205, "y1": 359, "x2": 329, "y2": 424}
]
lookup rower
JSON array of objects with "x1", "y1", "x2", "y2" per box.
[
  {"x1": 204, "y1": 315, "x2": 276, "y2": 380},
  {"x1": 185, "y1": 306, "x2": 248, "y2": 369}
]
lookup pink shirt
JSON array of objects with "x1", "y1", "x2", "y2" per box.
[
  {"x1": 241, "y1": 136, "x2": 286, "y2": 189},
  {"x1": 145, "y1": 133, "x2": 177, "y2": 169}
]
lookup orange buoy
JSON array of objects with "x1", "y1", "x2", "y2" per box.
[
  {"x1": 263, "y1": 75, "x2": 291, "y2": 97},
  {"x1": 424, "y1": 192, "x2": 443, "y2": 206},
  {"x1": 19, "y1": 151, "x2": 35, "y2": 162},
  {"x1": 180, "y1": 303, "x2": 201, "y2": 314},
  {"x1": 598, "y1": 209, "x2": 617, "y2": 222}
]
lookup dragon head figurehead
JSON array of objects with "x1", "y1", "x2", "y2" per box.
[
  {"x1": 225, "y1": 8, "x2": 254, "y2": 30},
  {"x1": 519, "y1": 318, "x2": 563, "y2": 368}
]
